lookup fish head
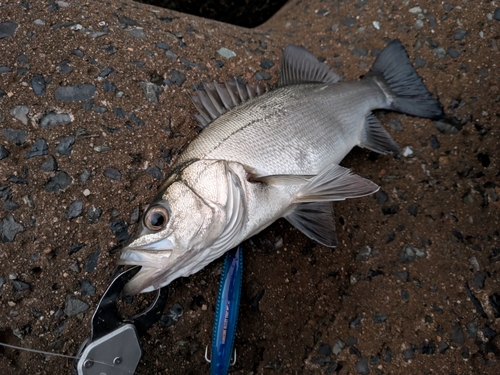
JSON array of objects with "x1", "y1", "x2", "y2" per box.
[{"x1": 118, "y1": 160, "x2": 246, "y2": 295}]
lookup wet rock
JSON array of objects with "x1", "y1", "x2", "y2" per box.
[
  {"x1": 159, "y1": 303, "x2": 184, "y2": 328},
  {"x1": 113, "y1": 108, "x2": 126, "y2": 119},
  {"x1": 140, "y1": 81, "x2": 163, "y2": 103},
  {"x1": 1, "y1": 214, "x2": 24, "y2": 242},
  {"x1": 0, "y1": 22, "x2": 18, "y2": 38},
  {"x1": 421, "y1": 340, "x2": 436, "y2": 354},
  {"x1": 400, "y1": 244, "x2": 427, "y2": 263},
  {"x1": 355, "y1": 357, "x2": 369, "y2": 375},
  {"x1": 450, "y1": 322, "x2": 465, "y2": 344},
  {"x1": 402, "y1": 348, "x2": 414, "y2": 362},
  {"x1": 147, "y1": 166, "x2": 163, "y2": 180},
  {"x1": 109, "y1": 219, "x2": 129, "y2": 243},
  {"x1": 104, "y1": 167, "x2": 121, "y2": 180},
  {"x1": 317, "y1": 343, "x2": 331, "y2": 356},
  {"x1": 64, "y1": 296, "x2": 89, "y2": 316},
  {"x1": 31, "y1": 74, "x2": 46, "y2": 95},
  {"x1": 217, "y1": 47, "x2": 236, "y2": 59},
  {"x1": 45, "y1": 171, "x2": 72, "y2": 192},
  {"x1": 84, "y1": 248, "x2": 100, "y2": 272},
  {"x1": 260, "y1": 59, "x2": 275, "y2": 69},
  {"x1": 54, "y1": 84, "x2": 96, "y2": 102},
  {"x1": 2, "y1": 128, "x2": 27, "y2": 145},
  {"x1": 490, "y1": 293, "x2": 500, "y2": 318},
  {"x1": 104, "y1": 80, "x2": 117, "y2": 92},
  {"x1": 69, "y1": 242, "x2": 85, "y2": 255},
  {"x1": 0, "y1": 145, "x2": 11, "y2": 160},
  {"x1": 87, "y1": 206, "x2": 102, "y2": 222},
  {"x1": 255, "y1": 72, "x2": 271, "y2": 81},
  {"x1": 429, "y1": 135, "x2": 440, "y2": 149},
  {"x1": 125, "y1": 27, "x2": 146, "y2": 39},
  {"x1": 11, "y1": 105, "x2": 29, "y2": 125},
  {"x1": 169, "y1": 70, "x2": 186, "y2": 87},
  {"x1": 12, "y1": 279, "x2": 30, "y2": 291},
  {"x1": 41, "y1": 155, "x2": 58, "y2": 171},
  {"x1": 25, "y1": 139, "x2": 49, "y2": 159},
  {"x1": 473, "y1": 272, "x2": 487, "y2": 289},
  {"x1": 39, "y1": 112, "x2": 72, "y2": 127},
  {"x1": 56, "y1": 135, "x2": 75, "y2": 156},
  {"x1": 80, "y1": 279, "x2": 96, "y2": 296},
  {"x1": 373, "y1": 312, "x2": 387, "y2": 324},
  {"x1": 66, "y1": 200, "x2": 83, "y2": 219}
]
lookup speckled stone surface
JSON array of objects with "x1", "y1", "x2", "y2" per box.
[{"x1": 0, "y1": 1, "x2": 499, "y2": 374}]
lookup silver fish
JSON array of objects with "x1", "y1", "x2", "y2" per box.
[{"x1": 119, "y1": 39, "x2": 443, "y2": 295}]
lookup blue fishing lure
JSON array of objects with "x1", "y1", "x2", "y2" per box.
[{"x1": 209, "y1": 245, "x2": 243, "y2": 375}]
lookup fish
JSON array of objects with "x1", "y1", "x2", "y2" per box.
[{"x1": 118, "y1": 39, "x2": 443, "y2": 295}]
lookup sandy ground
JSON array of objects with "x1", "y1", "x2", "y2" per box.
[{"x1": 0, "y1": 0, "x2": 499, "y2": 374}]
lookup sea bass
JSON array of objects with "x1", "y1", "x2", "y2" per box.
[{"x1": 119, "y1": 39, "x2": 443, "y2": 295}]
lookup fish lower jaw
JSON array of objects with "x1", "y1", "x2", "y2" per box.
[{"x1": 118, "y1": 249, "x2": 172, "y2": 269}]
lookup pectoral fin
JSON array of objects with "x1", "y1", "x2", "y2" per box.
[
  {"x1": 285, "y1": 201, "x2": 337, "y2": 247},
  {"x1": 294, "y1": 164, "x2": 379, "y2": 202}
]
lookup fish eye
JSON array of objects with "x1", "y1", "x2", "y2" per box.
[{"x1": 144, "y1": 206, "x2": 169, "y2": 231}]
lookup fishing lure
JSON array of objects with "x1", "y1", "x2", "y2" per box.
[{"x1": 205, "y1": 245, "x2": 243, "y2": 375}]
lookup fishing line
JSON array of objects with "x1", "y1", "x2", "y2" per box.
[{"x1": 0, "y1": 342, "x2": 145, "y2": 374}]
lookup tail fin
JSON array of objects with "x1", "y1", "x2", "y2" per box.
[{"x1": 366, "y1": 39, "x2": 444, "y2": 119}]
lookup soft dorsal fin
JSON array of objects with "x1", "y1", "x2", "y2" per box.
[
  {"x1": 279, "y1": 45, "x2": 341, "y2": 86},
  {"x1": 189, "y1": 78, "x2": 267, "y2": 128}
]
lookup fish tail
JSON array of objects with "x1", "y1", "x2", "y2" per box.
[{"x1": 365, "y1": 39, "x2": 444, "y2": 120}]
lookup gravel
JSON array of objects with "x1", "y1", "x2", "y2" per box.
[
  {"x1": 2, "y1": 128, "x2": 27, "y2": 145},
  {"x1": 66, "y1": 200, "x2": 83, "y2": 219},
  {"x1": 0, "y1": 22, "x2": 18, "y2": 38},
  {"x1": 0, "y1": 145, "x2": 10, "y2": 160},
  {"x1": 39, "y1": 112, "x2": 72, "y2": 127},
  {"x1": 31, "y1": 74, "x2": 46, "y2": 95},
  {"x1": 10, "y1": 105, "x2": 29, "y2": 125},
  {"x1": 140, "y1": 81, "x2": 163, "y2": 103},
  {"x1": 25, "y1": 139, "x2": 49, "y2": 158},
  {"x1": 103, "y1": 167, "x2": 121, "y2": 180},
  {"x1": 44, "y1": 171, "x2": 72, "y2": 192},
  {"x1": 41, "y1": 155, "x2": 58, "y2": 171},
  {"x1": 54, "y1": 84, "x2": 96, "y2": 101},
  {"x1": 0, "y1": 214, "x2": 24, "y2": 242},
  {"x1": 64, "y1": 296, "x2": 89, "y2": 316}
]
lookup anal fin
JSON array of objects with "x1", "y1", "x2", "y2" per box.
[
  {"x1": 360, "y1": 113, "x2": 401, "y2": 154},
  {"x1": 285, "y1": 201, "x2": 337, "y2": 247},
  {"x1": 294, "y1": 164, "x2": 379, "y2": 203}
]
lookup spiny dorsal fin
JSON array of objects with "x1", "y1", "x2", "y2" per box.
[
  {"x1": 279, "y1": 45, "x2": 341, "y2": 86},
  {"x1": 189, "y1": 78, "x2": 267, "y2": 129}
]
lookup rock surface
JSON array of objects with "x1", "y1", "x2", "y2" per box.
[{"x1": 0, "y1": 1, "x2": 498, "y2": 374}]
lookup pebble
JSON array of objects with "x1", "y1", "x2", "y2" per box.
[
  {"x1": 409, "y1": 6, "x2": 422, "y2": 14},
  {"x1": 489, "y1": 294, "x2": 500, "y2": 318},
  {"x1": 494, "y1": 8, "x2": 500, "y2": 21},
  {"x1": 432, "y1": 47, "x2": 446, "y2": 59},
  {"x1": 373, "y1": 312, "x2": 387, "y2": 323},
  {"x1": 169, "y1": 70, "x2": 186, "y2": 87},
  {"x1": 0, "y1": 66, "x2": 12, "y2": 73},
  {"x1": 372, "y1": 21, "x2": 381, "y2": 30},
  {"x1": 402, "y1": 146, "x2": 413, "y2": 157},
  {"x1": 100, "y1": 44, "x2": 117, "y2": 55},
  {"x1": 454, "y1": 29, "x2": 467, "y2": 40},
  {"x1": 477, "y1": 153, "x2": 490, "y2": 168},
  {"x1": 159, "y1": 303, "x2": 184, "y2": 328},
  {"x1": 64, "y1": 296, "x2": 89, "y2": 317},
  {"x1": 113, "y1": 108, "x2": 126, "y2": 119},
  {"x1": 434, "y1": 120, "x2": 461, "y2": 134},
  {"x1": 126, "y1": 27, "x2": 146, "y2": 39},
  {"x1": 260, "y1": 59, "x2": 275, "y2": 69},
  {"x1": 84, "y1": 248, "x2": 100, "y2": 272},
  {"x1": 400, "y1": 244, "x2": 427, "y2": 263},
  {"x1": 402, "y1": 348, "x2": 415, "y2": 362},
  {"x1": 332, "y1": 338, "x2": 345, "y2": 355},
  {"x1": 12, "y1": 279, "x2": 30, "y2": 291},
  {"x1": 406, "y1": 204, "x2": 418, "y2": 216},
  {"x1": 57, "y1": 59, "x2": 73, "y2": 73},
  {"x1": 255, "y1": 72, "x2": 271, "y2": 81},
  {"x1": 429, "y1": 135, "x2": 440, "y2": 149},
  {"x1": 56, "y1": 135, "x2": 75, "y2": 156},
  {"x1": 80, "y1": 280, "x2": 96, "y2": 296},
  {"x1": 355, "y1": 357, "x2": 369, "y2": 375},
  {"x1": 147, "y1": 166, "x2": 163, "y2": 180},
  {"x1": 414, "y1": 20, "x2": 424, "y2": 30},
  {"x1": 25, "y1": 139, "x2": 49, "y2": 158},
  {"x1": 11, "y1": 105, "x2": 29, "y2": 125},
  {"x1": 0, "y1": 214, "x2": 24, "y2": 242},
  {"x1": 421, "y1": 341, "x2": 436, "y2": 354},
  {"x1": 2, "y1": 128, "x2": 27, "y2": 145},
  {"x1": 0, "y1": 145, "x2": 10, "y2": 160},
  {"x1": 0, "y1": 22, "x2": 18, "y2": 38},
  {"x1": 87, "y1": 206, "x2": 102, "y2": 221},
  {"x1": 93, "y1": 106, "x2": 107, "y2": 114},
  {"x1": 473, "y1": 272, "x2": 487, "y2": 289},
  {"x1": 104, "y1": 80, "x2": 117, "y2": 92},
  {"x1": 31, "y1": 74, "x2": 46, "y2": 96},
  {"x1": 165, "y1": 50, "x2": 178, "y2": 60},
  {"x1": 317, "y1": 343, "x2": 331, "y2": 356},
  {"x1": 54, "y1": 84, "x2": 96, "y2": 102},
  {"x1": 44, "y1": 171, "x2": 72, "y2": 192},
  {"x1": 156, "y1": 42, "x2": 170, "y2": 50},
  {"x1": 129, "y1": 113, "x2": 144, "y2": 127},
  {"x1": 104, "y1": 167, "x2": 121, "y2": 180},
  {"x1": 66, "y1": 200, "x2": 83, "y2": 219},
  {"x1": 39, "y1": 112, "x2": 72, "y2": 127},
  {"x1": 448, "y1": 48, "x2": 461, "y2": 58},
  {"x1": 341, "y1": 17, "x2": 356, "y2": 27},
  {"x1": 97, "y1": 67, "x2": 115, "y2": 78},
  {"x1": 140, "y1": 81, "x2": 163, "y2": 103},
  {"x1": 80, "y1": 170, "x2": 91, "y2": 184},
  {"x1": 108, "y1": 219, "x2": 129, "y2": 242},
  {"x1": 438, "y1": 342, "x2": 449, "y2": 353},
  {"x1": 218, "y1": 47, "x2": 236, "y2": 59},
  {"x1": 130, "y1": 206, "x2": 140, "y2": 224},
  {"x1": 388, "y1": 119, "x2": 403, "y2": 132},
  {"x1": 450, "y1": 322, "x2": 465, "y2": 344}
]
